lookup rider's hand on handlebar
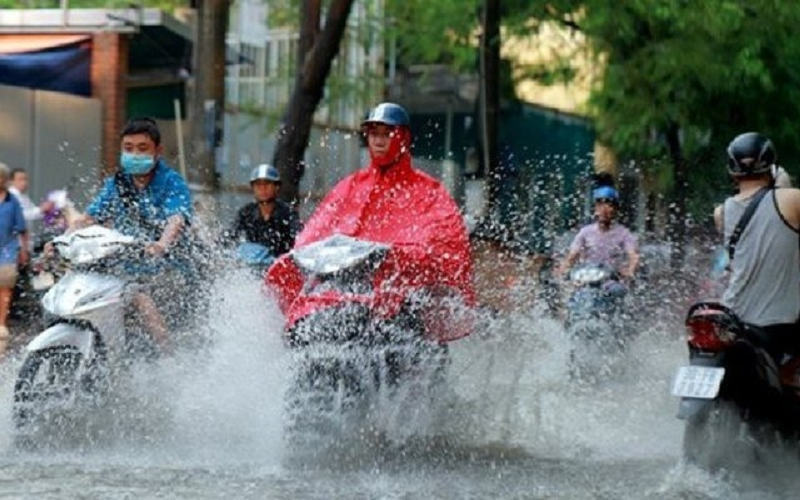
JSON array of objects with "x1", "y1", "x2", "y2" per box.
[
  {"x1": 18, "y1": 247, "x2": 30, "y2": 265},
  {"x1": 40, "y1": 200, "x2": 56, "y2": 213},
  {"x1": 43, "y1": 242, "x2": 55, "y2": 259},
  {"x1": 144, "y1": 241, "x2": 168, "y2": 257}
]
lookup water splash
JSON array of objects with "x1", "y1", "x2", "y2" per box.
[
  {"x1": 2, "y1": 259, "x2": 799, "y2": 498},
  {"x1": 0, "y1": 266, "x2": 287, "y2": 468}
]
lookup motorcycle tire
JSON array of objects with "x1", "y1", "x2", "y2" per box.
[
  {"x1": 567, "y1": 321, "x2": 620, "y2": 383},
  {"x1": 13, "y1": 347, "x2": 82, "y2": 431}
]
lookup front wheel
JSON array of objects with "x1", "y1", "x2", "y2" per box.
[
  {"x1": 13, "y1": 343, "x2": 107, "y2": 440},
  {"x1": 13, "y1": 347, "x2": 82, "y2": 430},
  {"x1": 567, "y1": 318, "x2": 622, "y2": 382}
]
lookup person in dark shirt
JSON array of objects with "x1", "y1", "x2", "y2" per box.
[{"x1": 227, "y1": 164, "x2": 301, "y2": 257}]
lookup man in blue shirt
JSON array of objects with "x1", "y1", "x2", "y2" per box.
[
  {"x1": 74, "y1": 117, "x2": 193, "y2": 352},
  {"x1": 0, "y1": 163, "x2": 29, "y2": 358}
]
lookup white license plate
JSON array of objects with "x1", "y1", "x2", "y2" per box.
[{"x1": 671, "y1": 366, "x2": 725, "y2": 399}]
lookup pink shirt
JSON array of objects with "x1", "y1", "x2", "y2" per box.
[{"x1": 569, "y1": 222, "x2": 637, "y2": 269}]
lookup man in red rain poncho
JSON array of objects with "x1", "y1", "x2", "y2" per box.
[{"x1": 266, "y1": 102, "x2": 475, "y2": 343}]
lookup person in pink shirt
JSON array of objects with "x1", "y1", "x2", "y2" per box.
[{"x1": 558, "y1": 185, "x2": 640, "y2": 279}]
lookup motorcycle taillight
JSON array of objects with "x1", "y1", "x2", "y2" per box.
[{"x1": 685, "y1": 318, "x2": 735, "y2": 351}]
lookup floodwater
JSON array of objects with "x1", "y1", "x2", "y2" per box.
[{"x1": 1, "y1": 270, "x2": 800, "y2": 500}]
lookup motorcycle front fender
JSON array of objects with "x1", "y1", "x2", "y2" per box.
[
  {"x1": 25, "y1": 322, "x2": 96, "y2": 359},
  {"x1": 676, "y1": 352, "x2": 726, "y2": 420},
  {"x1": 284, "y1": 292, "x2": 373, "y2": 331},
  {"x1": 568, "y1": 288, "x2": 617, "y2": 317}
]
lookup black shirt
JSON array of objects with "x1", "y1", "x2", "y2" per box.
[{"x1": 228, "y1": 200, "x2": 302, "y2": 257}]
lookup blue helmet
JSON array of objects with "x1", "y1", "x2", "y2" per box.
[
  {"x1": 361, "y1": 102, "x2": 410, "y2": 129},
  {"x1": 250, "y1": 164, "x2": 280, "y2": 184},
  {"x1": 592, "y1": 186, "x2": 619, "y2": 205}
]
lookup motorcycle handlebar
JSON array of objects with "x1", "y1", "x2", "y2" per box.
[
  {"x1": 47, "y1": 239, "x2": 158, "y2": 265},
  {"x1": 551, "y1": 271, "x2": 632, "y2": 287}
]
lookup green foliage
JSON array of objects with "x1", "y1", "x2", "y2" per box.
[
  {"x1": 389, "y1": 0, "x2": 800, "y2": 216},
  {"x1": 385, "y1": 0, "x2": 480, "y2": 69},
  {"x1": 264, "y1": 0, "x2": 299, "y2": 28},
  {"x1": 0, "y1": 0, "x2": 188, "y2": 11},
  {"x1": 385, "y1": 0, "x2": 525, "y2": 100},
  {"x1": 570, "y1": 0, "x2": 800, "y2": 215}
]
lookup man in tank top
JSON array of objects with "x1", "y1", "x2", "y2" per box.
[{"x1": 715, "y1": 132, "x2": 800, "y2": 365}]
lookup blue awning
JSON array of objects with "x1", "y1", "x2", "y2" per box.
[{"x1": 0, "y1": 38, "x2": 91, "y2": 96}]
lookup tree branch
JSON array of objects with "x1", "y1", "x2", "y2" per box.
[
  {"x1": 302, "y1": 0, "x2": 355, "y2": 89},
  {"x1": 273, "y1": 0, "x2": 356, "y2": 204},
  {"x1": 543, "y1": 4, "x2": 582, "y2": 32},
  {"x1": 560, "y1": 17, "x2": 582, "y2": 32},
  {"x1": 298, "y1": 0, "x2": 321, "y2": 80}
]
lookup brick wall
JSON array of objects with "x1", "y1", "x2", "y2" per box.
[{"x1": 90, "y1": 32, "x2": 129, "y2": 177}]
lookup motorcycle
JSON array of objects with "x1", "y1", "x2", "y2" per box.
[
  {"x1": 564, "y1": 262, "x2": 631, "y2": 380},
  {"x1": 12, "y1": 226, "x2": 167, "y2": 442},
  {"x1": 271, "y1": 234, "x2": 451, "y2": 444},
  {"x1": 672, "y1": 301, "x2": 800, "y2": 470}
]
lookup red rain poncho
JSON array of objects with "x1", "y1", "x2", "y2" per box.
[{"x1": 266, "y1": 154, "x2": 476, "y2": 343}]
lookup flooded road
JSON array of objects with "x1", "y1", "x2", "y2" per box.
[{"x1": 1, "y1": 272, "x2": 799, "y2": 499}]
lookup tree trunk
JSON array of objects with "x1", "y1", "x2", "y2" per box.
[
  {"x1": 273, "y1": 0, "x2": 355, "y2": 205},
  {"x1": 189, "y1": 0, "x2": 231, "y2": 189},
  {"x1": 480, "y1": 0, "x2": 501, "y2": 215},
  {"x1": 666, "y1": 122, "x2": 687, "y2": 271}
]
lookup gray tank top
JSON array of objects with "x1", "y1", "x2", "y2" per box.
[{"x1": 722, "y1": 190, "x2": 800, "y2": 326}]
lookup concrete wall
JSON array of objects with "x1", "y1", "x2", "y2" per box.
[
  {"x1": 0, "y1": 84, "x2": 102, "y2": 237},
  {"x1": 0, "y1": 84, "x2": 102, "y2": 201}
]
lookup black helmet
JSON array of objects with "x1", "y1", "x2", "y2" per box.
[
  {"x1": 727, "y1": 132, "x2": 776, "y2": 176},
  {"x1": 361, "y1": 102, "x2": 410, "y2": 129}
]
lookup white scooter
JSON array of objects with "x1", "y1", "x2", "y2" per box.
[{"x1": 12, "y1": 226, "x2": 155, "y2": 435}]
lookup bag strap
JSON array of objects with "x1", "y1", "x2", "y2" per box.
[{"x1": 727, "y1": 186, "x2": 771, "y2": 262}]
